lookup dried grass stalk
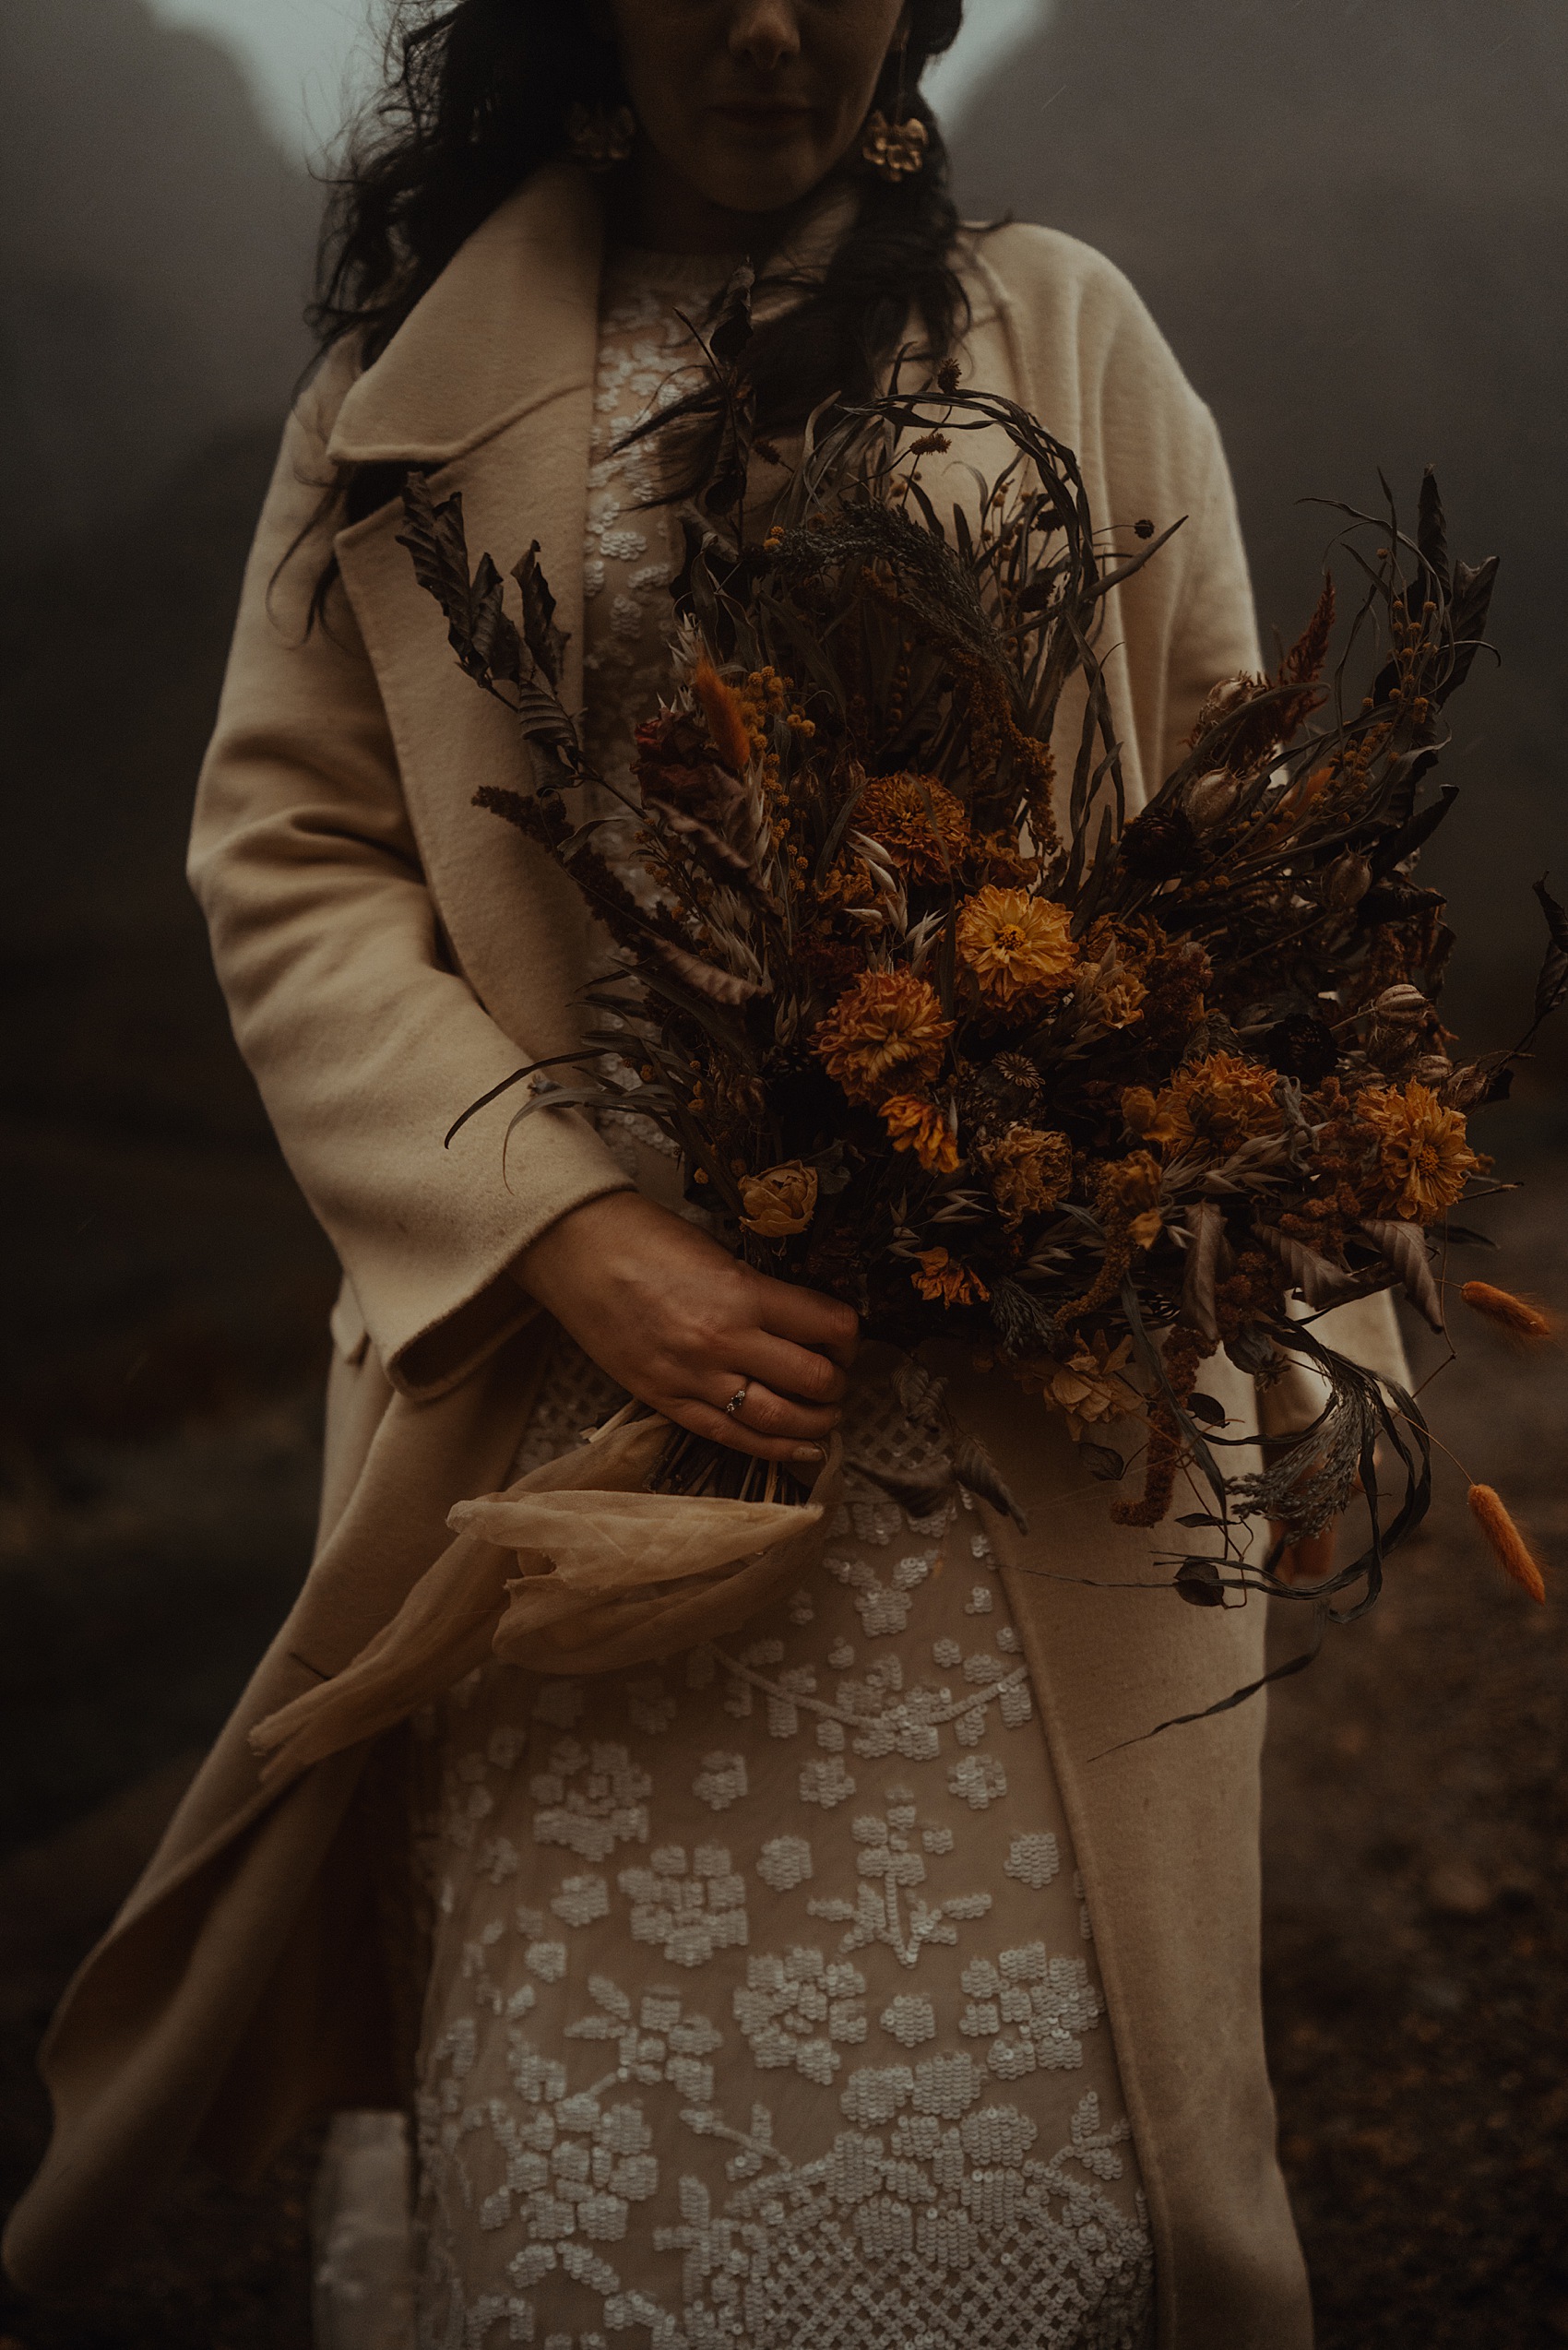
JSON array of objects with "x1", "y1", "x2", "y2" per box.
[
  {"x1": 1459, "y1": 1279, "x2": 1559, "y2": 1344},
  {"x1": 1467, "y1": 1483, "x2": 1548, "y2": 1604}
]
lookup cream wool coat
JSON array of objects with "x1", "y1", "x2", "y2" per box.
[{"x1": 6, "y1": 162, "x2": 1406, "y2": 2340}]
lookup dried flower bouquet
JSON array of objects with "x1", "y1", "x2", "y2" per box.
[{"x1": 398, "y1": 303, "x2": 1562, "y2": 1689}]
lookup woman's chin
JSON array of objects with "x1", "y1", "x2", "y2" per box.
[{"x1": 683, "y1": 139, "x2": 839, "y2": 220}]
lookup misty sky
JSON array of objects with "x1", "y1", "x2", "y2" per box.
[{"x1": 143, "y1": 0, "x2": 1051, "y2": 159}]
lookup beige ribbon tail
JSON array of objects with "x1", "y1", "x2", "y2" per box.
[{"x1": 248, "y1": 1415, "x2": 841, "y2": 1792}]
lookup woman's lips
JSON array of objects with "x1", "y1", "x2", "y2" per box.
[{"x1": 710, "y1": 101, "x2": 815, "y2": 131}]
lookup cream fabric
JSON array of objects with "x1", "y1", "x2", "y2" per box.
[
  {"x1": 413, "y1": 1345, "x2": 1153, "y2": 2350},
  {"x1": 5, "y1": 160, "x2": 1411, "y2": 2341}
]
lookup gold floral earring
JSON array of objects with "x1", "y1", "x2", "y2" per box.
[
  {"x1": 861, "y1": 40, "x2": 929, "y2": 182},
  {"x1": 564, "y1": 100, "x2": 636, "y2": 172}
]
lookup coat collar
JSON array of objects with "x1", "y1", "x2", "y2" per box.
[
  {"x1": 327, "y1": 161, "x2": 605, "y2": 469},
  {"x1": 324, "y1": 162, "x2": 912, "y2": 473}
]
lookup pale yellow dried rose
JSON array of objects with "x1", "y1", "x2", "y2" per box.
[
  {"x1": 740, "y1": 1160, "x2": 819, "y2": 1237},
  {"x1": 1038, "y1": 1333, "x2": 1141, "y2": 1439}
]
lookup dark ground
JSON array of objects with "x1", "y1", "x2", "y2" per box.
[
  {"x1": 0, "y1": 1116, "x2": 1564, "y2": 2346},
  {"x1": 1263, "y1": 1135, "x2": 1568, "y2": 2345}
]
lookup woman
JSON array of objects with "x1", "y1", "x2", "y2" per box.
[{"x1": 5, "y1": 2, "x2": 1406, "y2": 2342}]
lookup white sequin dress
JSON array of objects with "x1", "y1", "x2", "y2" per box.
[{"x1": 410, "y1": 249, "x2": 1156, "y2": 2350}]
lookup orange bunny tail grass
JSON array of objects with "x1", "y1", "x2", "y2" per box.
[
  {"x1": 1459, "y1": 1279, "x2": 1560, "y2": 1345},
  {"x1": 693, "y1": 659, "x2": 754, "y2": 776},
  {"x1": 1467, "y1": 1484, "x2": 1548, "y2": 1604}
]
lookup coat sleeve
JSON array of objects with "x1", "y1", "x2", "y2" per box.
[
  {"x1": 188, "y1": 362, "x2": 632, "y2": 1399},
  {"x1": 1155, "y1": 406, "x2": 1258, "y2": 778}
]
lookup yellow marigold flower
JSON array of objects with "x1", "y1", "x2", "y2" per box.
[
  {"x1": 956, "y1": 886, "x2": 1077, "y2": 1010},
  {"x1": 981, "y1": 1124, "x2": 1074, "y2": 1228},
  {"x1": 882, "y1": 1094, "x2": 960, "y2": 1175},
  {"x1": 858, "y1": 771, "x2": 970, "y2": 882},
  {"x1": 1144, "y1": 1052, "x2": 1283, "y2": 1159},
  {"x1": 814, "y1": 968, "x2": 954, "y2": 1107},
  {"x1": 1357, "y1": 1079, "x2": 1484, "y2": 1222},
  {"x1": 910, "y1": 1247, "x2": 990, "y2": 1308},
  {"x1": 740, "y1": 1160, "x2": 818, "y2": 1238},
  {"x1": 1035, "y1": 1333, "x2": 1141, "y2": 1441}
]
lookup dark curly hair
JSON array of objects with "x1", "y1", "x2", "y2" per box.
[{"x1": 308, "y1": 0, "x2": 969, "y2": 539}]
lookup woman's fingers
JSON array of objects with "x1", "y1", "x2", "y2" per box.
[
  {"x1": 736, "y1": 1331, "x2": 849, "y2": 1408},
  {"x1": 673, "y1": 1383, "x2": 833, "y2": 1466},
  {"x1": 717, "y1": 1375, "x2": 839, "y2": 1442},
  {"x1": 752, "y1": 1273, "x2": 861, "y2": 1368}
]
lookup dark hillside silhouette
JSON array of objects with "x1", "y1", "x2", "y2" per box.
[
  {"x1": 2, "y1": 0, "x2": 317, "y2": 558},
  {"x1": 951, "y1": 0, "x2": 1568, "y2": 1056}
]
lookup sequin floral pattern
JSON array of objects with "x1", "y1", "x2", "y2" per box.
[
  {"x1": 578, "y1": 249, "x2": 740, "y2": 830},
  {"x1": 411, "y1": 1347, "x2": 1154, "y2": 2350}
]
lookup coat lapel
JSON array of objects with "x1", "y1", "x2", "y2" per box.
[{"x1": 327, "y1": 165, "x2": 605, "y2": 1061}]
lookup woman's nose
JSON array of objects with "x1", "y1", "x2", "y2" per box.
[{"x1": 727, "y1": 0, "x2": 803, "y2": 72}]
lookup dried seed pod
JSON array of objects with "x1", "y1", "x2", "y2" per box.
[
  {"x1": 1182, "y1": 768, "x2": 1240, "y2": 829},
  {"x1": 1467, "y1": 1484, "x2": 1547, "y2": 1603},
  {"x1": 1442, "y1": 1061, "x2": 1498, "y2": 1110},
  {"x1": 1372, "y1": 983, "x2": 1430, "y2": 1026},
  {"x1": 1408, "y1": 1051, "x2": 1455, "y2": 1088},
  {"x1": 1324, "y1": 851, "x2": 1372, "y2": 911}
]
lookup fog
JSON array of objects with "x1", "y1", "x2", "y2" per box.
[
  {"x1": 2, "y1": 7, "x2": 1565, "y2": 2338},
  {"x1": 949, "y1": 0, "x2": 1568, "y2": 1042}
]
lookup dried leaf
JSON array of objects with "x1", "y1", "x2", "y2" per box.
[
  {"x1": 1186, "y1": 1392, "x2": 1227, "y2": 1429},
  {"x1": 845, "y1": 1455, "x2": 952, "y2": 1516},
  {"x1": 1359, "y1": 1218, "x2": 1444, "y2": 1332},
  {"x1": 1174, "y1": 1558, "x2": 1227, "y2": 1608},
  {"x1": 1076, "y1": 1441, "x2": 1125, "y2": 1483},
  {"x1": 1531, "y1": 877, "x2": 1568, "y2": 1033},
  {"x1": 1254, "y1": 1223, "x2": 1360, "y2": 1309},
  {"x1": 952, "y1": 1431, "x2": 1028, "y2": 1533},
  {"x1": 1444, "y1": 554, "x2": 1499, "y2": 697},
  {"x1": 1416, "y1": 465, "x2": 1451, "y2": 594},
  {"x1": 1181, "y1": 1200, "x2": 1227, "y2": 1343},
  {"x1": 1376, "y1": 787, "x2": 1458, "y2": 873},
  {"x1": 398, "y1": 478, "x2": 520, "y2": 687},
  {"x1": 511, "y1": 541, "x2": 567, "y2": 688},
  {"x1": 894, "y1": 1359, "x2": 948, "y2": 1428}
]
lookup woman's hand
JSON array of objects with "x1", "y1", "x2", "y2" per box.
[{"x1": 513, "y1": 1192, "x2": 859, "y2": 1464}]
